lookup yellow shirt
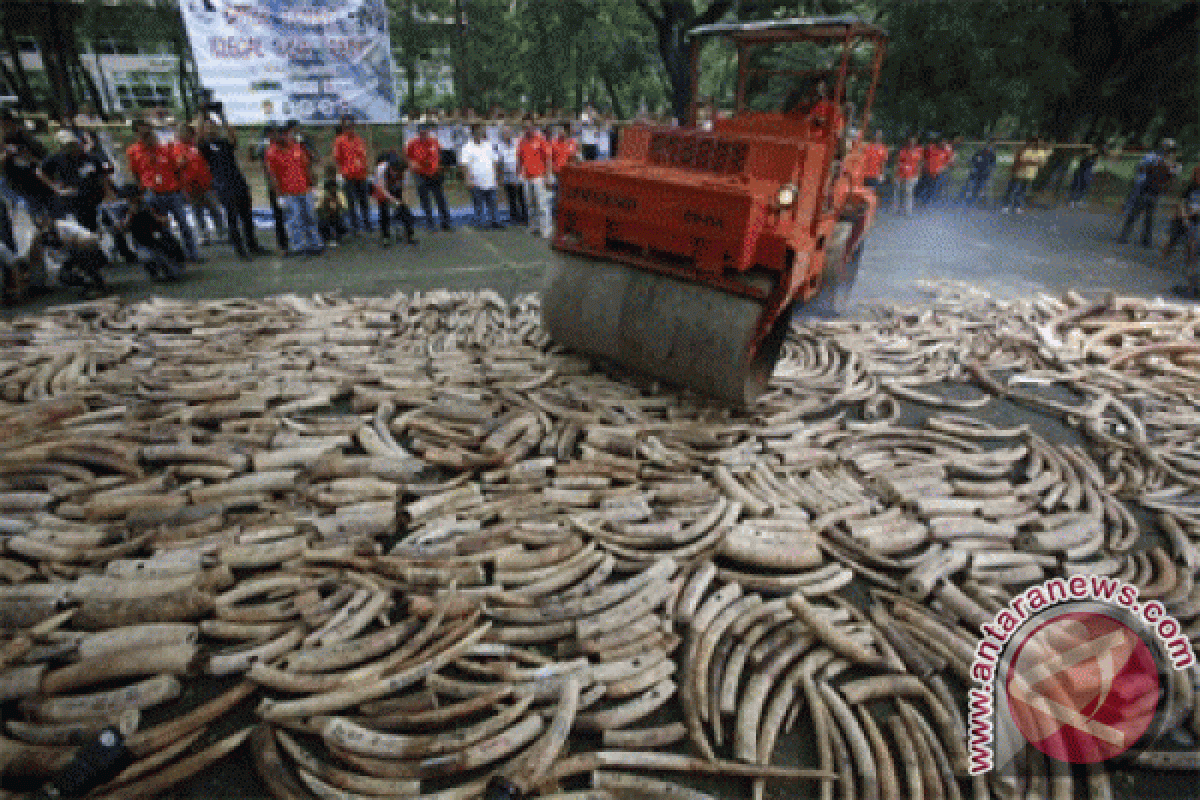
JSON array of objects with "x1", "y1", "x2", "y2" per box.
[{"x1": 1017, "y1": 147, "x2": 1050, "y2": 181}]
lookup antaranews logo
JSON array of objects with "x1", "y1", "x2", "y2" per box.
[{"x1": 967, "y1": 575, "x2": 1196, "y2": 774}]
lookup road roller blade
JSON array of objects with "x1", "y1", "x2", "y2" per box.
[{"x1": 542, "y1": 256, "x2": 787, "y2": 406}]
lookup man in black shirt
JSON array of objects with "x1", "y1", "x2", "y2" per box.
[
  {"x1": 197, "y1": 111, "x2": 266, "y2": 260},
  {"x1": 1, "y1": 109, "x2": 59, "y2": 217},
  {"x1": 41, "y1": 130, "x2": 108, "y2": 231}
]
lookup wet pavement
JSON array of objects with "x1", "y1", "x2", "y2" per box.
[
  {"x1": 3, "y1": 202, "x2": 1196, "y2": 800},
  {"x1": 4, "y1": 201, "x2": 1194, "y2": 319}
]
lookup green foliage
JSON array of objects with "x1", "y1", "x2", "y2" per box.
[
  {"x1": 873, "y1": 0, "x2": 1199, "y2": 155},
  {"x1": 386, "y1": 0, "x2": 667, "y2": 116}
]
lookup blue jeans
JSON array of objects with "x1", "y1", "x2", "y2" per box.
[
  {"x1": 343, "y1": 178, "x2": 371, "y2": 232},
  {"x1": 470, "y1": 187, "x2": 500, "y2": 226},
  {"x1": 1003, "y1": 178, "x2": 1030, "y2": 210},
  {"x1": 1119, "y1": 191, "x2": 1159, "y2": 246},
  {"x1": 281, "y1": 193, "x2": 323, "y2": 252},
  {"x1": 958, "y1": 175, "x2": 989, "y2": 206},
  {"x1": 148, "y1": 190, "x2": 199, "y2": 260},
  {"x1": 416, "y1": 174, "x2": 452, "y2": 229},
  {"x1": 1067, "y1": 172, "x2": 1093, "y2": 204}
]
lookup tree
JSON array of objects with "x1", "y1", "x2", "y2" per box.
[
  {"x1": 634, "y1": 0, "x2": 736, "y2": 120},
  {"x1": 387, "y1": 0, "x2": 455, "y2": 114}
]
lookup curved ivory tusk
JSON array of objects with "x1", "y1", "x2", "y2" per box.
[
  {"x1": 259, "y1": 621, "x2": 491, "y2": 718},
  {"x1": 250, "y1": 723, "x2": 319, "y2": 800},
  {"x1": 591, "y1": 770, "x2": 717, "y2": 799},
  {"x1": 22, "y1": 674, "x2": 181, "y2": 722},
  {"x1": 320, "y1": 694, "x2": 535, "y2": 760},
  {"x1": 92, "y1": 727, "x2": 207, "y2": 795},
  {"x1": 102, "y1": 726, "x2": 253, "y2": 800},
  {"x1": 787, "y1": 593, "x2": 884, "y2": 669},
  {"x1": 40, "y1": 643, "x2": 198, "y2": 694},
  {"x1": 127, "y1": 680, "x2": 255, "y2": 757},
  {"x1": 600, "y1": 722, "x2": 687, "y2": 749},
  {"x1": 886, "y1": 713, "x2": 924, "y2": 800}
]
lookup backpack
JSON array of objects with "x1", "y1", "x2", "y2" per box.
[{"x1": 1145, "y1": 158, "x2": 1174, "y2": 195}]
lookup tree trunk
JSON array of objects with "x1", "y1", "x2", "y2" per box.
[
  {"x1": 600, "y1": 71, "x2": 626, "y2": 120},
  {"x1": 405, "y1": 59, "x2": 418, "y2": 113},
  {"x1": 2, "y1": 21, "x2": 36, "y2": 111},
  {"x1": 453, "y1": 0, "x2": 469, "y2": 111},
  {"x1": 639, "y1": 1, "x2": 735, "y2": 122}
]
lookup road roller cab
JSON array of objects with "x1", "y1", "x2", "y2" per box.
[{"x1": 546, "y1": 15, "x2": 887, "y2": 404}]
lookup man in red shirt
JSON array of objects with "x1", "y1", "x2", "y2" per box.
[
  {"x1": 333, "y1": 115, "x2": 371, "y2": 234},
  {"x1": 517, "y1": 124, "x2": 552, "y2": 238},
  {"x1": 125, "y1": 119, "x2": 199, "y2": 261},
  {"x1": 549, "y1": 126, "x2": 578, "y2": 173},
  {"x1": 265, "y1": 122, "x2": 324, "y2": 255},
  {"x1": 548, "y1": 125, "x2": 578, "y2": 228},
  {"x1": 920, "y1": 136, "x2": 955, "y2": 208},
  {"x1": 862, "y1": 130, "x2": 889, "y2": 189},
  {"x1": 405, "y1": 124, "x2": 453, "y2": 232},
  {"x1": 177, "y1": 124, "x2": 226, "y2": 247},
  {"x1": 893, "y1": 136, "x2": 923, "y2": 217}
]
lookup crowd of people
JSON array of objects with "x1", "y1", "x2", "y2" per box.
[
  {"x1": 3, "y1": 101, "x2": 1198, "y2": 303},
  {"x1": 1, "y1": 106, "x2": 617, "y2": 303},
  {"x1": 860, "y1": 132, "x2": 1198, "y2": 273}
]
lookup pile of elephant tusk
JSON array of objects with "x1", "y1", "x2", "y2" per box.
[{"x1": 0, "y1": 281, "x2": 1198, "y2": 800}]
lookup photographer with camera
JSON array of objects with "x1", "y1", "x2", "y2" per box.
[{"x1": 197, "y1": 108, "x2": 268, "y2": 261}]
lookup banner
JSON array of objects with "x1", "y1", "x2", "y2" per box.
[{"x1": 178, "y1": 0, "x2": 398, "y2": 125}]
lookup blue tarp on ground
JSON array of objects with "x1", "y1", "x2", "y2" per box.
[{"x1": 250, "y1": 206, "x2": 521, "y2": 228}]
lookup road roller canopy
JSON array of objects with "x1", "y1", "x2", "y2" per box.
[
  {"x1": 688, "y1": 15, "x2": 888, "y2": 44},
  {"x1": 686, "y1": 15, "x2": 887, "y2": 129}
]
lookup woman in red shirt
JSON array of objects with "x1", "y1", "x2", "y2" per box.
[
  {"x1": 333, "y1": 115, "x2": 371, "y2": 234},
  {"x1": 178, "y1": 124, "x2": 226, "y2": 247},
  {"x1": 894, "y1": 136, "x2": 923, "y2": 217}
]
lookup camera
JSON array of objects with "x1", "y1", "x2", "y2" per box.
[{"x1": 197, "y1": 88, "x2": 223, "y2": 114}]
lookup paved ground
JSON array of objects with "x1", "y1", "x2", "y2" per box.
[
  {"x1": 4, "y1": 200, "x2": 1194, "y2": 319},
  {"x1": 3, "y1": 202, "x2": 1196, "y2": 800}
]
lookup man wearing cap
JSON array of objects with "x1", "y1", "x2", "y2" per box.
[
  {"x1": 41, "y1": 130, "x2": 108, "y2": 232},
  {"x1": 126, "y1": 119, "x2": 200, "y2": 262},
  {"x1": 405, "y1": 124, "x2": 453, "y2": 232},
  {"x1": 265, "y1": 123, "x2": 324, "y2": 255}
]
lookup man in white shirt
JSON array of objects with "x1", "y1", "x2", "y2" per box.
[
  {"x1": 460, "y1": 125, "x2": 503, "y2": 228},
  {"x1": 496, "y1": 127, "x2": 526, "y2": 225},
  {"x1": 580, "y1": 113, "x2": 599, "y2": 161}
]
